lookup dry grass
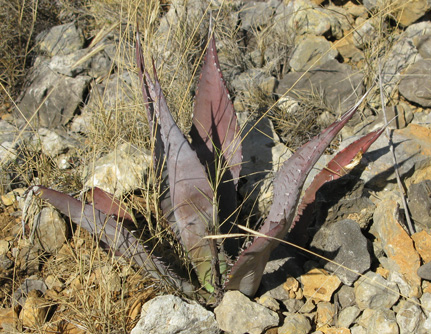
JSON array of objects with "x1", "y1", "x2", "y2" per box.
[{"x1": 0, "y1": 0, "x2": 422, "y2": 332}]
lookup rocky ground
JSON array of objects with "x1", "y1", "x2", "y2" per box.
[{"x1": 2, "y1": 0, "x2": 431, "y2": 333}]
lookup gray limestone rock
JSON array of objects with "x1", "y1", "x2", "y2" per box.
[
  {"x1": 276, "y1": 60, "x2": 364, "y2": 113},
  {"x1": 277, "y1": 313, "x2": 311, "y2": 334},
  {"x1": 396, "y1": 299, "x2": 425, "y2": 334},
  {"x1": 399, "y1": 59, "x2": 431, "y2": 107},
  {"x1": 367, "y1": 309, "x2": 399, "y2": 334},
  {"x1": 16, "y1": 60, "x2": 91, "y2": 128},
  {"x1": 35, "y1": 22, "x2": 84, "y2": 56},
  {"x1": 214, "y1": 290, "x2": 278, "y2": 334},
  {"x1": 408, "y1": 180, "x2": 431, "y2": 230},
  {"x1": 337, "y1": 305, "x2": 361, "y2": 328},
  {"x1": 131, "y1": 295, "x2": 219, "y2": 334},
  {"x1": 354, "y1": 272, "x2": 399, "y2": 310},
  {"x1": 289, "y1": 35, "x2": 338, "y2": 72},
  {"x1": 83, "y1": 142, "x2": 151, "y2": 196},
  {"x1": 310, "y1": 219, "x2": 371, "y2": 285},
  {"x1": 33, "y1": 207, "x2": 68, "y2": 253}
]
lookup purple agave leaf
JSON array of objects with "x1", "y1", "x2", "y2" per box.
[
  {"x1": 85, "y1": 187, "x2": 135, "y2": 223},
  {"x1": 288, "y1": 127, "x2": 385, "y2": 247},
  {"x1": 190, "y1": 30, "x2": 242, "y2": 188},
  {"x1": 136, "y1": 31, "x2": 176, "y2": 237},
  {"x1": 190, "y1": 28, "x2": 242, "y2": 255},
  {"x1": 32, "y1": 185, "x2": 196, "y2": 295},
  {"x1": 225, "y1": 91, "x2": 371, "y2": 296},
  {"x1": 135, "y1": 32, "x2": 222, "y2": 292}
]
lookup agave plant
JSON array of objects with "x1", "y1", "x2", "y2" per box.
[{"x1": 28, "y1": 23, "x2": 384, "y2": 301}]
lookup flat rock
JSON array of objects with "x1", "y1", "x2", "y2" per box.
[
  {"x1": 35, "y1": 22, "x2": 84, "y2": 56},
  {"x1": 33, "y1": 207, "x2": 67, "y2": 253},
  {"x1": 367, "y1": 309, "x2": 399, "y2": 334},
  {"x1": 372, "y1": 199, "x2": 422, "y2": 297},
  {"x1": 300, "y1": 268, "x2": 341, "y2": 302},
  {"x1": 354, "y1": 272, "x2": 399, "y2": 310},
  {"x1": 412, "y1": 230, "x2": 431, "y2": 263},
  {"x1": 16, "y1": 59, "x2": 90, "y2": 128},
  {"x1": 214, "y1": 290, "x2": 278, "y2": 334},
  {"x1": 289, "y1": 35, "x2": 338, "y2": 72},
  {"x1": 277, "y1": 313, "x2": 311, "y2": 334},
  {"x1": 84, "y1": 142, "x2": 151, "y2": 196},
  {"x1": 310, "y1": 219, "x2": 371, "y2": 285},
  {"x1": 362, "y1": 124, "x2": 431, "y2": 190},
  {"x1": 399, "y1": 60, "x2": 431, "y2": 107},
  {"x1": 19, "y1": 292, "x2": 49, "y2": 328},
  {"x1": 131, "y1": 295, "x2": 219, "y2": 334},
  {"x1": 276, "y1": 60, "x2": 364, "y2": 113},
  {"x1": 396, "y1": 299, "x2": 425, "y2": 334}
]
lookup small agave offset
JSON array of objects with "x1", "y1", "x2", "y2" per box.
[{"x1": 28, "y1": 23, "x2": 384, "y2": 301}]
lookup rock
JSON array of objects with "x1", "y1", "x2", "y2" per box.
[
  {"x1": 337, "y1": 305, "x2": 361, "y2": 328},
  {"x1": 33, "y1": 207, "x2": 67, "y2": 253},
  {"x1": 231, "y1": 69, "x2": 277, "y2": 95},
  {"x1": 84, "y1": 142, "x2": 151, "y2": 196},
  {"x1": 415, "y1": 35, "x2": 431, "y2": 59},
  {"x1": 32, "y1": 128, "x2": 77, "y2": 158},
  {"x1": 214, "y1": 290, "x2": 278, "y2": 334},
  {"x1": 315, "y1": 178, "x2": 375, "y2": 230},
  {"x1": 408, "y1": 180, "x2": 431, "y2": 230},
  {"x1": 316, "y1": 302, "x2": 337, "y2": 327},
  {"x1": 276, "y1": 60, "x2": 364, "y2": 113},
  {"x1": 362, "y1": 125, "x2": 431, "y2": 190},
  {"x1": 379, "y1": 34, "x2": 419, "y2": 99},
  {"x1": 372, "y1": 199, "x2": 422, "y2": 296},
  {"x1": 399, "y1": 60, "x2": 431, "y2": 107},
  {"x1": 0, "y1": 254, "x2": 13, "y2": 271},
  {"x1": 310, "y1": 219, "x2": 371, "y2": 285},
  {"x1": 239, "y1": 1, "x2": 277, "y2": 30},
  {"x1": 91, "y1": 265, "x2": 122, "y2": 293},
  {"x1": 131, "y1": 295, "x2": 219, "y2": 334},
  {"x1": 336, "y1": 285, "x2": 356, "y2": 309},
  {"x1": 421, "y1": 292, "x2": 431, "y2": 316},
  {"x1": 301, "y1": 268, "x2": 341, "y2": 302},
  {"x1": 289, "y1": 35, "x2": 338, "y2": 72},
  {"x1": 12, "y1": 279, "x2": 48, "y2": 306},
  {"x1": 0, "y1": 141, "x2": 18, "y2": 167},
  {"x1": 19, "y1": 291, "x2": 49, "y2": 328},
  {"x1": 396, "y1": 299, "x2": 425, "y2": 334},
  {"x1": 367, "y1": 309, "x2": 399, "y2": 334},
  {"x1": 0, "y1": 307, "x2": 19, "y2": 332},
  {"x1": 17, "y1": 245, "x2": 41, "y2": 274},
  {"x1": 277, "y1": 313, "x2": 311, "y2": 334},
  {"x1": 335, "y1": 34, "x2": 364, "y2": 62},
  {"x1": 353, "y1": 17, "x2": 378, "y2": 49},
  {"x1": 354, "y1": 272, "x2": 399, "y2": 310},
  {"x1": 350, "y1": 325, "x2": 367, "y2": 334},
  {"x1": 0, "y1": 120, "x2": 17, "y2": 143},
  {"x1": 16, "y1": 59, "x2": 91, "y2": 128},
  {"x1": 412, "y1": 230, "x2": 431, "y2": 263},
  {"x1": 35, "y1": 22, "x2": 84, "y2": 56},
  {"x1": 283, "y1": 0, "x2": 343, "y2": 39},
  {"x1": 48, "y1": 49, "x2": 89, "y2": 76},
  {"x1": 418, "y1": 262, "x2": 431, "y2": 280},
  {"x1": 256, "y1": 295, "x2": 280, "y2": 312}
]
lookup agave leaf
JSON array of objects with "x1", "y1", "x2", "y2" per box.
[
  {"x1": 85, "y1": 187, "x2": 135, "y2": 223},
  {"x1": 136, "y1": 32, "x2": 176, "y2": 233},
  {"x1": 32, "y1": 186, "x2": 196, "y2": 295},
  {"x1": 190, "y1": 30, "x2": 242, "y2": 188},
  {"x1": 288, "y1": 127, "x2": 385, "y2": 247},
  {"x1": 190, "y1": 28, "x2": 242, "y2": 255},
  {"x1": 226, "y1": 91, "x2": 370, "y2": 296},
  {"x1": 135, "y1": 33, "x2": 223, "y2": 292}
]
